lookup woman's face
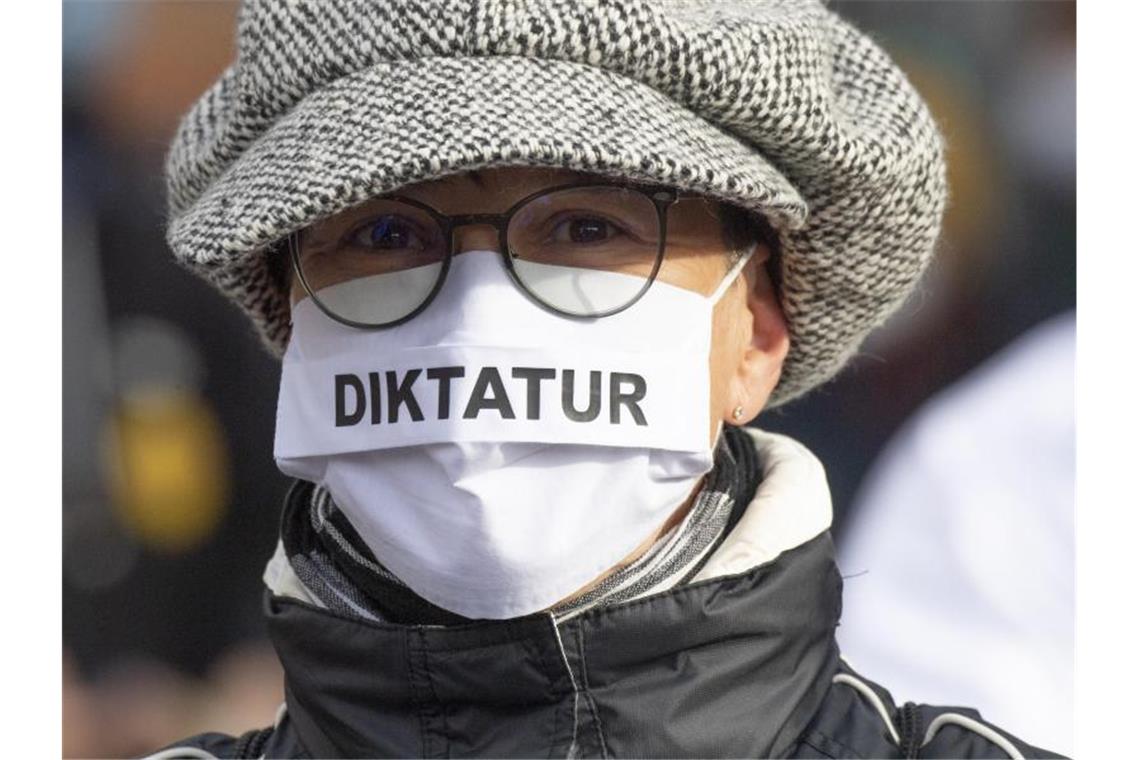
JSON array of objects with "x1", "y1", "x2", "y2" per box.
[{"x1": 290, "y1": 166, "x2": 790, "y2": 441}]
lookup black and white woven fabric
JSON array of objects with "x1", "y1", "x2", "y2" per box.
[{"x1": 164, "y1": 0, "x2": 947, "y2": 406}]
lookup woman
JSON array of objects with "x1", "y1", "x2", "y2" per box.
[{"x1": 150, "y1": 0, "x2": 1059, "y2": 757}]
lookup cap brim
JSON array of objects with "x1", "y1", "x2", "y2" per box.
[{"x1": 170, "y1": 55, "x2": 806, "y2": 267}]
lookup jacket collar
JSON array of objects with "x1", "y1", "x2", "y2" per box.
[{"x1": 263, "y1": 428, "x2": 840, "y2": 757}]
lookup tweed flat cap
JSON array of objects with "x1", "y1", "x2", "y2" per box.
[{"x1": 165, "y1": 0, "x2": 946, "y2": 407}]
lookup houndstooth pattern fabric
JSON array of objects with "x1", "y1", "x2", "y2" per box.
[{"x1": 164, "y1": 0, "x2": 946, "y2": 407}]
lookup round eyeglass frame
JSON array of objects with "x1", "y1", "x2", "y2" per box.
[{"x1": 288, "y1": 180, "x2": 684, "y2": 329}]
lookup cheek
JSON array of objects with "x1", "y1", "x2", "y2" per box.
[{"x1": 706, "y1": 293, "x2": 749, "y2": 412}]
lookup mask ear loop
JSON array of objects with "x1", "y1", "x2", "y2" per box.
[
  {"x1": 708, "y1": 242, "x2": 758, "y2": 303},
  {"x1": 707, "y1": 242, "x2": 758, "y2": 437}
]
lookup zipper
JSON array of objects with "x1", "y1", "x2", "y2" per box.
[
  {"x1": 233, "y1": 726, "x2": 274, "y2": 759},
  {"x1": 896, "y1": 702, "x2": 925, "y2": 759}
]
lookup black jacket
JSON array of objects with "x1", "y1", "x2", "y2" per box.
[{"x1": 147, "y1": 529, "x2": 1060, "y2": 759}]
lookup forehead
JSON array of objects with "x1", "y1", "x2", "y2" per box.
[
  {"x1": 301, "y1": 167, "x2": 607, "y2": 242},
  {"x1": 310, "y1": 166, "x2": 723, "y2": 232},
  {"x1": 393, "y1": 166, "x2": 619, "y2": 213}
]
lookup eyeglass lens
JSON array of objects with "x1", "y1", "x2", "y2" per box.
[{"x1": 293, "y1": 185, "x2": 664, "y2": 325}]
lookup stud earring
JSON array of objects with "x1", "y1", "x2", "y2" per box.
[{"x1": 732, "y1": 406, "x2": 745, "y2": 421}]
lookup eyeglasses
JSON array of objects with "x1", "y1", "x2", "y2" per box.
[{"x1": 290, "y1": 181, "x2": 736, "y2": 328}]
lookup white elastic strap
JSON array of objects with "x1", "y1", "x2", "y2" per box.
[
  {"x1": 831, "y1": 673, "x2": 901, "y2": 745},
  {"x1": 922, "y1": 712, "x2": 1025, "y2": 759},
  {"x1": 708, "y1": 243, "x2": 758, "y2": 303},
  {"x1": 548, "y1": 614, "x2": 581, "y2": 758},
  {"x1": 140, "y1": 748, "x2": 219, "y2": 760}
]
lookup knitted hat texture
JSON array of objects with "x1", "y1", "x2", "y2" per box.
[{"x1": 165, "y1": 0, "x2": 947, "y2": 407}]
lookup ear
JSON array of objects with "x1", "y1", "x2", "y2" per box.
[{"x1": 723, "y1": 247, "x2": 789, "y2": 425}]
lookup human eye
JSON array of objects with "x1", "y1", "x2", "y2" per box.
[
  {"x1": 547, "y1": 212, "x2": 628, "y2": 246},
  {"x1": 346, "y1": 214, "x2": 432, "y2": 252}
]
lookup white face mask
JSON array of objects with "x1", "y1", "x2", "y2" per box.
[{"x1": 275, "y1": 248, "x2": 753, "y2": 619}]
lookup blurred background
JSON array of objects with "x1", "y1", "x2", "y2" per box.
[{"x1": 61, "y1": 2, "x2": 1075, "y2": 758}]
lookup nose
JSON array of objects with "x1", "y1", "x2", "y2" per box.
[{"x1": 451, "y1": 223, "x2": 501, "y2": 255}]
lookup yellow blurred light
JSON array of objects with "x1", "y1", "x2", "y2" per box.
[{"x1": 104, "y1": 388, "x2": 229, "y2": 553}]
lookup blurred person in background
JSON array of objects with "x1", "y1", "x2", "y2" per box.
[
  {"x1": 839, "y1": 311, "x2": 1075, "y2": 755},
  {"x1": 125, "y1": 1, "x2": 1063, "y2": 758},
  {"x1": 63, "y1": 3, "x2": 289, "y2": 756}
]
